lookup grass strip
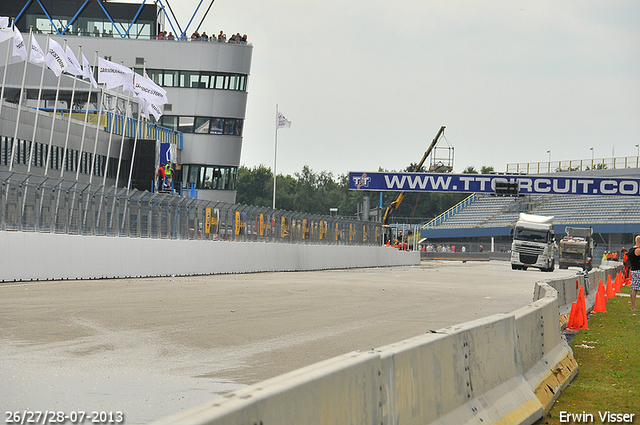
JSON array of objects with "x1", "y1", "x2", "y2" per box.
[{"x1": 536, "y1": 285, "x2": 640, "y2": 424}]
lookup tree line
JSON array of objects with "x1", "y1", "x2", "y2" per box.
[{"x1": 236, "y1": 164, "x2": 494, "y2": 223}]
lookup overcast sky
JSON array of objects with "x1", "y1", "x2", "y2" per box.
[{"x1": 172, "y1": 0, "x2": 639, "y2": 177}]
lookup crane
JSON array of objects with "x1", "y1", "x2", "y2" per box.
[{"x1": 382, "y1": 125, "x2": 447, "y2": 245}]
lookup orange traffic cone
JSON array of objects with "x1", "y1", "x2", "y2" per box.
[
  {"x1": 566, "y1": 301, "x2": 578, "y2": 330},
  {"x1": 598, "y1": 278, "x2": 604, "y2": 292},
  {"x1": 568, "y1": 287, "x2": 589, "y2": 331},
  {"x1": 614, "y1": 273, "x2": 621, "y2": 293},
  {"x1": 606, "y1": 275, "x2": 615, "y2": 299},
  {"x1": 594, "y1": 285, "x2": 607, "y2": 313},
  {"x1": 599, "y1": 279, "x2": 607, "y2": 302},
  {"x1": 578, "y1": 286, "x2": 588, "y2": 329}
]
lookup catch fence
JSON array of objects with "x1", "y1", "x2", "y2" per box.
[{"x1": 0, "y1": 172, "x2": 383, "y2": 245}]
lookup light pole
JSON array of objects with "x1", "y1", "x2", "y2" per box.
[
  {"x1": 636, "y1": 144, "x2": 639, "y2": 157},
  {"x1": 547, "y1": 150, "x2": 551, "y2": 162},
  {"x1": 590, "y1": 147, "x2": 594, "y2": 169}
]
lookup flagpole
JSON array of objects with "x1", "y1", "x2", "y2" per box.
[
  {"x1": 60, "y1": 44, "x2": 82, "y2": 178},
  {"x1": 109, "y1": 90, "x2": 132, "y2": 232},
  {"x1": 272, "y1": 104, "x2": 278, "y2": 209},
  {"x1": 102, "y1": 85, "x2": 120, "y2": 187},
  {"x1": 78, "y1": 50, "x2": 97, "y2": 179},
  {"x1": 97, "y1": 85, "x2": 122, "y2": 232},
  {"x1": 25, "y1": 34, "x2": 52, "y2": 174},
  {"x1": 44, "y1": 38, "x2": 66, "y2": 177},
  {"x1": 114, "y1": 89, "x2": 133, "y2": 187},
  {"x1": 0, "y1": 18, "x2": 15, "y2": 115},
  {"x1": 9, "y1": 27, "x2": 33, "y2": 172},
  {"x1": 84, "y1": 50, "x2": 101, "y2": 181},
  {"x1": 127, "y1": 66, "x2": 145, "y2": 191}
]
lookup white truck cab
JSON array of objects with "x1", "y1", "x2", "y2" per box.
[{"x1": 510, "y1": 213, "x2": 555, "y2": 272}]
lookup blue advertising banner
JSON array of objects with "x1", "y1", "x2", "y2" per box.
[
  {"x1": 159, "y1": 143, "x2": 176, "y2": 165},
  {"x1": 348, "y1": 172, "x2": 640, "y2": 197}
]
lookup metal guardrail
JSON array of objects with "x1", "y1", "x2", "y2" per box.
[
  {"x1": 422, "y1": 193, "x2": 477, "y2": 229},
  {"x1": 506, "y1": 156, "x2": 640, "y2": 174},
  {"x1": 0, "y1": 172, "x2": 383, "y2": 246}
]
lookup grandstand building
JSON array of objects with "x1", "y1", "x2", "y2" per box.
[
  {"x1": 0, "y1": 0, "x2": 252, "y2": 203},
  {"x1": 421, "y1": 167, "x2": 640, "y2": 256}
]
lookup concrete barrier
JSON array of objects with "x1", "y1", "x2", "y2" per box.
[
  {"x1": 152, "y1": 350, "x2": 383, "y2": 425},
  {"x1": 377, "y1": 315, "x2": 542, "y2": 425},
  {"x1": 515, "y1": 284, "x2": 577, "y2": 415},
  {"x1": 0, "y1": 231, "x2": 420, "y2": 281},
  {"x1": 421, "y1": 251, "x2": 511, "y2": 262}
]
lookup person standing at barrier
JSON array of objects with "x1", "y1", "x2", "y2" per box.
[
  {"x1": 165, "y1": 162, "x2": 173, "y2": 191},
  {"x1": 622, "y1": 248, "x2": 630, "y2": 279},
  {"x1": 156, "y1": 163, "x2": 166, "y2": 192},
  {"x1": 627, "y1": 235, "x2": 640, "y2": 311}
]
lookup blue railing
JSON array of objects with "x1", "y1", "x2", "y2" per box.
[{"x1": 422, "y1": 193, "x2": 477, "y2": 228}]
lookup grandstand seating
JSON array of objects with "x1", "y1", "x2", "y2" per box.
[{"x1": 425, "y1": 193, "x2": 640, "y2": 230}]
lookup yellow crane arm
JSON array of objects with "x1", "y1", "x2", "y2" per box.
[{"x1": 382, "y1": 126, "x2": 446, "y2": 227}]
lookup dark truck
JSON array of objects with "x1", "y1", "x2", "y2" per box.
[{"x1": 558, "y1": 226, "x2": 594, "y2": 271}]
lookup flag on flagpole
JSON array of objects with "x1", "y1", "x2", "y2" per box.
[
  {"x1": 81, "y1": 52, "x2": 98, "y2": 88},
  {"x1": 0, "y1": 28, "x2": 11, "y2": 43},
  {"x1": 45, "y1": 38, "x2": 69, "y2": 77},
  {"x1": 148, "y1": 101, "x2": 163, "y2": 121},
  {"x1": 0, "y1": 27, "x2": 11, "y2": 43},
  {"x1": 277, "y1": 110, "x2": 291, "y2": 129},
  {"x1": 0, "y1": 15, "x2": 10, "y2": 43},
  {"x1": 12, "y1": 28, "x2": 27, "y2": 60},
  {"x1": 139, "y1": 98, "x2": 164, "y2": 121},
  {"x1": 139, "y1": 98, "x2": 150, "y2": 120},
  {"x1": 29, "y1": 34, "x2": 46, "y2": 64},
  {"x1": 133, "y1": 72, "x2": 168, "y2": 106},
  {"x1": 98, "y1": 57, "x2": 134, "y2": 92},
  {"x1": 64, "y1": 45, "x2": 84, "y2": 76}
]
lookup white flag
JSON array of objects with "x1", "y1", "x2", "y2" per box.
[
  {"x1": 45, "y1": 38, "x2": 69, "y2": 77},
  {"x1": 0, "y1": 27, "x2": 12, "y2": 43},
  {"x1": 139, "y1": 98, "x2": 163, "y2": 121},
  {"x1": 0, "y1": 17, "x2": 9, "y2": 29},
  {"x1": 147, "y1": 100, "x2": 163, "y2": 121},
  {"x1": 139, "y1": 98, "x2": 150, "y2": 120},
  {"x1": 29, "y1": 34, "x2": 45, "y2": 64},
  {"x1": 133, "y1": 72, "x2": 168, "y2": 106},
  {"x1": 12, "y1": 28, "x2": 27, "y2": 60},
  {"x1": 64, "y1": 45, "x2": 83, "y2": 76},
  {"x1": 81, "y1": 53, "x2": 98, "y2": 88},
  {"x1": 98, "y1": 57, "x2": 134, "y2": 92},
  {"x1": 277, "y1": 110, "x2": 291, "y2": 129}
]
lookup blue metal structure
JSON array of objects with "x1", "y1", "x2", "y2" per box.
[{"x1": 10, "y1": 0, "x2": 215, "y2": 39}]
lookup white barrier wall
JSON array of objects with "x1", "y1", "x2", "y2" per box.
[{"x1": 0, "y1": 231, "x2": 420, "y2": 282}]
